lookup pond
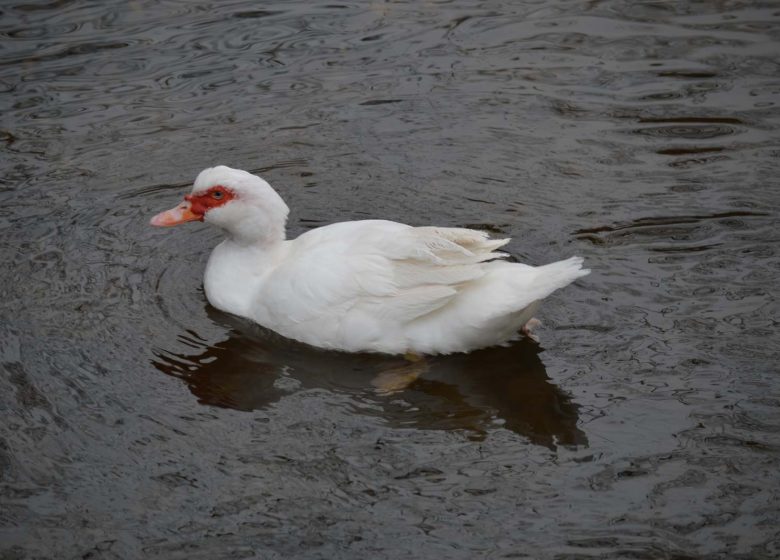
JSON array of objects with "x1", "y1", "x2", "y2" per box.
[{"x1": 1, "y1": 0, "x2": 779, "y2": 558}]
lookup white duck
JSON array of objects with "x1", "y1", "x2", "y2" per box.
[{"x1": 151, "y1": 166, "x2": 589, "y2": 355}]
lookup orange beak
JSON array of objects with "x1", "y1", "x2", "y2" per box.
[{"x1": 150, "y1": 200, "x2": 203, "y2": 227}]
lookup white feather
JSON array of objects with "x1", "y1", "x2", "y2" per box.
[{"x1": 167, "y1": 167, "x2": 591, "y2": 355}]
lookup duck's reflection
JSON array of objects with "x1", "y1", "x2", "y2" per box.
[{"x1": 152, "y1": 309, "x2": 587, "y2": 449}]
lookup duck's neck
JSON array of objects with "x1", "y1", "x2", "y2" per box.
[
  {"x1": 203, "y1": 238, "x2": 284, "y2": 318},
  {"x1": 228, "y1": 217, "x2": 287, "y2": 248}
]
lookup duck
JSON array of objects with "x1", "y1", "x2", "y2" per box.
[{"x1": 150, "y1": 165, "x2": 589, "y2": 355}]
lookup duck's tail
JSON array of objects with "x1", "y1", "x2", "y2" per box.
[{"x1": 529, "y1": 256, "x2": 590, "y2": 300}]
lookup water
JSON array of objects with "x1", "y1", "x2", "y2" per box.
[{"x1": 1, "y1": 0, "x2": 779, "y2": 558}]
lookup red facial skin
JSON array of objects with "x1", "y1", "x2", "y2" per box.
[
  {"x1": 150, "y1": 185, "x2": 236, "y2": 227},
  {"x1": 184, "y1": 186, "x2": 236, "y2": 219}
]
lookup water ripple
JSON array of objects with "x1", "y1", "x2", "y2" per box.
[{"x1": 1, "y1": 1, "x2": 779, "y2": 558}]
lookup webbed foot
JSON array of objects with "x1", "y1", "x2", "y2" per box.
[{"x1": 521, "y1": 317, "x2": 542, "y2": 342}]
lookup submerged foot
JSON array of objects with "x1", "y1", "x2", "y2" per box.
[
  {"x1": 372, "y1": 358, "x2": 428, "y2": 395},
  {"x1": 521, "y1": 317, "x2": 542, "y2": 342},
  {"x1": 404, "y1": 351, "x2": 424, "y2": 363}
]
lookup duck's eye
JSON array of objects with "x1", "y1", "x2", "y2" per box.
[{"x1": 212, "y1": 190, "x2": 224, "y2": 200}]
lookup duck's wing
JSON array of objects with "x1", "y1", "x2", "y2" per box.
[{"x1": 261, "y1": 220, "x2": 509, "y2": 326}]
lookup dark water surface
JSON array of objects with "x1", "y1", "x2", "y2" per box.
[{"x1": 2, "y1": 1, "x2": 779, "y2": 558}]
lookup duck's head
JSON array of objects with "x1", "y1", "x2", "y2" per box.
[{"x1": 150, "y1": 165, "x2": 289, "y2": 244}]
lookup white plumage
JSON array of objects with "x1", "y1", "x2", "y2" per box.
[{"x1": 151, "y1": 166, "x2": 590, "y2": 355}]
